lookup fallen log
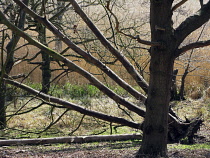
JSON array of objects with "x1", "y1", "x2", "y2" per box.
[{"x1": 0, "y1": 134, "x2": 142, "y2": 146}]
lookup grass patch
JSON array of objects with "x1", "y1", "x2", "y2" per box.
[
  {"x1": 169, "y1": 143, "x2": 210, "y2": 150},
  {"x1": 50, "y1": 83, "x2": 101, "y2": 98},
  {"x1": 93, "y1": 126, "x2": 140, "y2": 135}
]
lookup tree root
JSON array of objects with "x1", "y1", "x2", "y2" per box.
[{"x1": 168, "y1": 108, "x2": 204, "y2": 143}]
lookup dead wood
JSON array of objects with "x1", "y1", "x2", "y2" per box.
[
  {"x1": 0, "y1": 134, "x2": 142, "y2": 146},
  {"x1": 168, "y1": 108, "x2": 204, "y2": 143}
]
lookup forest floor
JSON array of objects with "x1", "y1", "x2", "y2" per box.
[
  {"x1": 0, "y1": 147, "x2": 209, "y2": 158},
  {"x1": 0, "y1": 143, "x2": 209, "y2": 157}
]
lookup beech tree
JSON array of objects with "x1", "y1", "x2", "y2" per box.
[{"x1": 0, "y1": 0, "x2": 210, "y2": 157}]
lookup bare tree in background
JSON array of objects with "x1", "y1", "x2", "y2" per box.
[{"x1": 0, "y1": 0, "x2": 29, "y2": 129}]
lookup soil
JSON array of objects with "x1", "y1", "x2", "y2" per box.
[{"x1": 0, "y1": 144, "x2": 209, "y2": 158}]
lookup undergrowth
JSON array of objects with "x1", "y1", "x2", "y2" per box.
[{"x1": 2, "y1": 82, "x2": 210, "y2": 152}]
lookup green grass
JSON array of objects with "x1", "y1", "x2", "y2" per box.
[
  {"x1": 93, "y1": 126, "x2": 139, "y2": 135},
  {"x1": 22, "y1": 82, "x2": 131, "y2": 98},
  {"x1": 6, "y1": 82, "x2": 102, "y2": 99},
  {"x1": 169, "y1": 142, "x2": 210, "y2": 150},
  {"x1": 50, "y1": 83, "x2": 101, "y2": 98}
]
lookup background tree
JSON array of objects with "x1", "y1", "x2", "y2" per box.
[{"x1": 0, "y1": 0, "x2": 29, "y2": 129}]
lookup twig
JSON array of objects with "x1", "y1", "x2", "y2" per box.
[
  {"x1": 69, "y1": 114, "x2": 85, "y2": 135},
  {"x1": 36, "y1": 109, "x2": 69, "y2": 134},
  {"x1": 172, "y1": 0, "x2": 189, "y2": 12},
  {"x1": 105, "y1": 1, "x2": 160, "y2": 46}
]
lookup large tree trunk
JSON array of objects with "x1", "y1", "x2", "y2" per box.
[
  {"x1": 137, "y1": 55, "x2": 174, "y2": 157},
  {"x1": 137, "y1": 1, "x2": 175, "y2": 157}
]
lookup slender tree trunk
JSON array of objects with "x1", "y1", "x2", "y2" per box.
[
  {"x1": 0, "y1": 82, "x2": 6, "y2": 129},
  {"x1": 54, "y1": 1, "x2": 64, "y2": 52},
  {"x1": 0, "y1": 0, "x2": 29, "y2": 128},
  {"x1": 178, "y1": 69, "x2": 188, "y2": 100},
  {"x1": 170, "y1": 69, "x2": 178, "y2": 100},
  {"x1": 37, "y1": 24, "x2": 51, "y2": 94},
  {"x1": 41, "y1": 50, "x2": 51, "y2": 94}
]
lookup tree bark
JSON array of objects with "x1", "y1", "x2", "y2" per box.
[
  {"x1": 0, "y1": 83, "x2": 6, "y2": 129},
  {"x1": 35, "y1": 0, "x2": 51, "y2": 94},
  {"x1": 178, "y1": 68, "x2": 188, "y2": 100},
  {"x1": 54, "y1": 1, "x2": 64, "y2": 52},
  {"x1": 170, "y1": 69, "x2": 178, "y2": 100},
  {"x1": 137, "y1": 1, "x2": 175, "y2": 157},
  {"x1": 0, "y1": 134, "x2": 142, "y2": 146},
  {"x1": 37, "y1": 25, "x2": 51, "y2": 94}
]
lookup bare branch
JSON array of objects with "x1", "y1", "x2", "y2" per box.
[
  {"x1": 0, "y1": 10, "x2": 146, "y2": 116},
  {"x1": 174, "y1": 1, "x2": 210, "y2": 47},
  {"x1": 9, "y1": 74, "x2": 25, "y2": 79},
  {"x1": 36, "y1": 109, "x2": 69, "y2": 134},
  {"x1": 172, "y1": 0, "x2": 189, "y2": 12},
  {"x1": 4, "y1": 78, "x2": 142, "y2": 129},
  {"x1": 135, "y1": 35, "x2": 160, "y2": 46},
  {"x1": 68, "y1": 0, "x2": 149, "y2": 93},
  {"x1": 105, "y1": 1, "x2": 160, "y2": 47},
  {"x1": 11, "y1": 0, "x2": 147, "y2": 100},
  {"x1": 176, "y1": 40, "x2": 210, "y2": 57},
  {"x1": 69, "y1": 114, "x2": 85, "y2": 135},
  {"x1": 49, "y1": 2, "x2": 71, "y2": 21}
]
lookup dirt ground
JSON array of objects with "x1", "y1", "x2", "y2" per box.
[
  {"x1": 0, "y1": 144, "x2": 209, "y2": 158},
  {"x1": 0, "y1": 126, "x2": 209, "y2": 158}
]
